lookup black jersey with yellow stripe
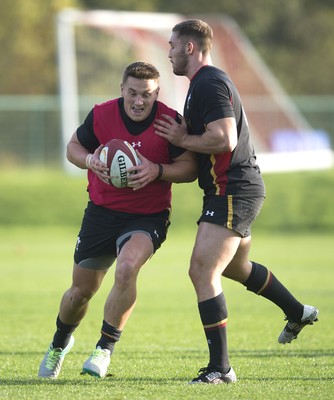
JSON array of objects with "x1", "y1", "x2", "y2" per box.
[{"x1": 184, "y1": 65, "x2": 265, "y2": 198}]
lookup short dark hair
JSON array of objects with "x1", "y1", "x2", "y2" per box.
[
  {"x1": 122, "y1": 62, "x2": 160, "y2": 83},
  {"x1": 172, "y1": 19, "x2": 213, "y2": 55}
]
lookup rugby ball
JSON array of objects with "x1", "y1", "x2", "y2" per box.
[{"x1": 99, "y1": 139, "x2": 140, "y2": 188}]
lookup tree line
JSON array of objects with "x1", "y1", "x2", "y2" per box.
[{"x1": 1, "y1": 0, "x2": 333, "y2": 95}]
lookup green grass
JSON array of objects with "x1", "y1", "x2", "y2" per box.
[
  {"x1": 1, "y1": 168, "x2": 334, "y2": 232},
  {"x1": 0, "y1": 168, "x2": 333, "y2": 399},
  {"x1": 0, "y1": 227, "x2": 333, "y2": 399}
]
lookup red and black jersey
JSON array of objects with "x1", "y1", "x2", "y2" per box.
[
  {"x1": 184, "y1": 66, "x2": 265, "y2": 198},
  {"x1": 77, "y1": 98, "x2": 183, "y2": 214}
]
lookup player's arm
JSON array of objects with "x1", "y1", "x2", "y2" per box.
[
  {"x1": 127, "y1": 150, "x2": 197, "y2": 190},
  {"x1": 154, "y1": 114, "x2": 237, "y2": 154},
  {"x1": 66, "y1": 131, "x2": 110, "y2": 183},
  {"x1": 66, "y1": 131, "x2": 91, "y2": 169},
  {"x1": 159, "y1": 150, "x2": 198, "y2": 183}
]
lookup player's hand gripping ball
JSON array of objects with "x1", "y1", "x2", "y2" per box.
[{"x1": 99, "y1": 139, "x2": 140, "y2": 188}]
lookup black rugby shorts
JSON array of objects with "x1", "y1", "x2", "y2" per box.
[
  {"x1": 198, "y1": 195, "x2": 264, "y2": 237},
  {"x1": 74, "y1": 201, "x2": 171, "y2": 269}
]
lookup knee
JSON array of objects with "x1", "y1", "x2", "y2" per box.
[
  {"x1": 188, "y1": 268, "x2": 199, "y2": 287},
  {"x1": 115, "y1": 259, "x2": 139, "y2": 288},
  {"x1": 70, "y1": 285, "x2": 95, "y2": 307},
  {"x1": 188, "y1": 256, "x2": 205, "y2": 285}
]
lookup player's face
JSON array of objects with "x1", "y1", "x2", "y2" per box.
[
  {"x1": 121, "y1": 77, "x2": 159, "y2": 122},
  {"x1": 168, "y1": 32, "x2": 189, "y2": 76}
]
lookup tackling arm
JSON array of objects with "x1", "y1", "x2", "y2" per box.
[{"x1": 154, "y1": 114, "x2": 238, "y2": 154}]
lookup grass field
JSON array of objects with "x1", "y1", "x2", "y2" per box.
[
  {"x1": 1, "y1": 227, "x2": 333, "y2": 399},
  {"x1": 0, "y1": 169, "x2": 333, "y2": 399}
]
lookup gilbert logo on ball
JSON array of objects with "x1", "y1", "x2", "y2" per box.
[
  {"x1": 100, "y1": 139, "x2": 140, "y2": 188},
  {"x1": 117, "y1": 154, "x2": 128, "y2": 187}
]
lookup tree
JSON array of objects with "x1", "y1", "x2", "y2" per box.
[
  {"x1": 1, "y1": 0, "x2": 333, "y2": 95},
  {"x1": 231, "y1": 0, "x2": 334, "y2": 94},
  {"x1": 79, "y1": 0, "x2": 155, "y2": 11},
  {"x1": 0, "y1": 0, "x2": 79, "y2": 94},
  {"x1": 153, "y1": 0, "x2": 334, "y2": 95}
]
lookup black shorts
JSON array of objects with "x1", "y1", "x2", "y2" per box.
[
  {"x1": 74, "y1": 201, "x2": 171, "y2": 270},
  {"x1": 198, "y1": 195, "x2": 264, "y2": 237}
]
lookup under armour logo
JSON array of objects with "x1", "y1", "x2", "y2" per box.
[
  {"x1": 132, "y1": 141, "x2": 142, "y2": 148},
  {"x1": 76, "y1": 236, "x2": 81, "y2": 251},
  {"x1": 206, "y1": 210, "x2": 214, "y2": 216}
]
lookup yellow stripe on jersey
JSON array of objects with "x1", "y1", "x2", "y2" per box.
[
  {"x1": 227, "y1": 195, "x2": 233, "y2": 229},
  {"x1": 210, "y1": 154, "x2": 220, "y2": 195}
]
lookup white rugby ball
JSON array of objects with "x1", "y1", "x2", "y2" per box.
[{"x1": 99, "y1": 139, "x2": 140, "y2": 188}]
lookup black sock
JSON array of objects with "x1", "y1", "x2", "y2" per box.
[
  {"x1": 96, "y1": 320, "x2": 122, "y2": 353},
  {"x1": 52, "y1": 315, "x2": 78, "y2": 349},
  {"x1": 244, "y1": 262, "x2": 304, "y2": 321},
  {"x1": 198, "y1": 293, "x2": 230, "y2": 374}
]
